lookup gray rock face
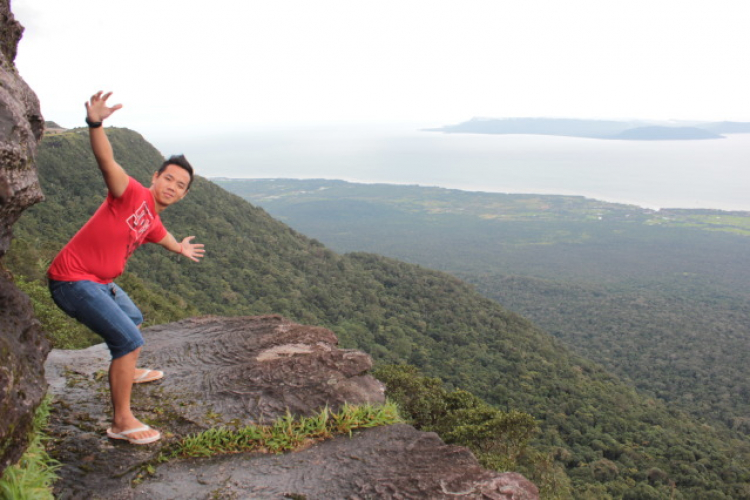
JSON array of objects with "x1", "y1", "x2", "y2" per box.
[
  {"x1": 47, "y1": 315, "x2": 386, "y2": 427},
  {"x1": 0, "y1": 0, "x2": 48, "y2": 475},
  {"x1": 46, "y1": 315, "x2": 539, "y2": 499},
  {"x1": 46, "y1": 315, "x2": 386, "y2": 496},
  {"x1": 144, "y1": 315, "x2": 386, "y2": 424},
  {"x1": 122, "y1": 425, "x2": 538, "y2": 500},
  {"x1": 0, "y1": 0, "x2": 45, "y2": 255}
]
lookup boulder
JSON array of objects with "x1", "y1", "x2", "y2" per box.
[
  {"x1": 45, "y1": 315, "x2": 539, "y2": 499},
  {"x1": 0, "y1": 0, "x2": 48, "y2": 475}
]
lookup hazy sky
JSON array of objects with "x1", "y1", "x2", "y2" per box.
[{"x1": 11, "y1": 0, "x2": 750, "y2": 138}]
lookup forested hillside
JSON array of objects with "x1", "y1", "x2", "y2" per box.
[
  {"x1": 469, "y1": 274, "x2": 750, "y2": 432},
  {"x1": 217, "y1": 178, "x2": 750, "y2": 436},
  {"x1": 8, "y1": 129, "x2": 750, "y2": 498}
]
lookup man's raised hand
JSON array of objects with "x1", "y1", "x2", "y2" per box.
[
  {"x1": 180, "y1": 236, "x2": 205, "y2": 263},
  {"x1": 85, "y1": 91, "x2": 123, "y2": 122}
]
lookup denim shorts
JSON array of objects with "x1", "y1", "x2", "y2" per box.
[{"x1": 48, "y1": 279, "x2": 145, "y2": 359}]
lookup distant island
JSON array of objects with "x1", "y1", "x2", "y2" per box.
[{"x1": 426, "y1": 117, "x2": 750, "y2": 140}]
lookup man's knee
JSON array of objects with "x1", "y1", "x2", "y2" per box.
[
  {"x1": 112, "y1": 284, "x2": 143, "y2": 326},
  {"x1": 110, "y1": 337, "x2": 145, "y2": 360}
]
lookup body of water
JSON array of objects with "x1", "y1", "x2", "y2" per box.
[{"x1": 152, "y1": 123, "x2": 750, "y2": 211}]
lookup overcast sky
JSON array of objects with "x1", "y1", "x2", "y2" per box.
[{"x1": 11, "y1": 0, "x2": 750, "y2": 139}]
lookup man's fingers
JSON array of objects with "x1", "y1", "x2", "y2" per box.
[
  {"x1": 86, "y1": 95, "x2": 123, "y2": 122},
  {"x1": 87, "y1": 92, "x2": 100, "y2": 108},
  {"x1": 182, "y1": 237, "x2": 205, "y2": 262},
  {"x1": 90, "y1": 91, "x2": 121, "y2": 108}
]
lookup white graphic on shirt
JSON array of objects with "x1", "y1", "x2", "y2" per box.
[
  {"x1": 127, "y1": 202, "x2": 153, "y2": 236},
  {"x1": 126, "y1": 202, "x2": 154, "y2": 258}
]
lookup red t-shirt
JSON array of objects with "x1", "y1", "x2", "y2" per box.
[{"x1": 48, "y1": 177, "x2": 167, "y2": 284}]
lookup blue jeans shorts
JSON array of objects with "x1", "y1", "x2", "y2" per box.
[{"x1": 48, "y1": 279, "x2": 145, "y2": 359}]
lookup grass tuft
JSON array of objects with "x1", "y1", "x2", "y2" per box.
[
  {"x1": 165, "y1": 401, "x2": 401, "y2": 460},
  {"x1": 0, "y1": 395, "x2": 61, "y2": 500}
]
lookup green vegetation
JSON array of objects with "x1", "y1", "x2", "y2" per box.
[
  {"x1": 375, "y1": 365, "x2": 537, "y2": 467},
  {"x1": 219, "y1": 177, "x2": 750, "y2": 498},
  {"x1": 645, "y1": 210, "x2": 750, "y2": 235},
  {"x1": 374, "y1": 364, "x2": 574, "y2": 499},
  {"x1": 165, "y1": 402, "x2": 400, "y2": 459},
  {"x1": 0, "y1": 396, "x2": 59, "y2": 500},
  {"x1": 218, "y1": 178, "x2": 750, "y2": 433},
  {"x1": 7, "y1": 129, "x2": 750, "y2": 498},
  {"x1": 215, "y1": 177, "x2": 750, "y2": 239},
  {"x1": 469, "y1": 273, "x2": 750, "y2": 432}
]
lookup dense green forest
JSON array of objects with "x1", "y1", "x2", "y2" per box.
[
  {"x1": 216, "y1": 178, "x2": 750, "y2": 436},
  {"x1": 469, "y1": 274, "x2": 750, "y2": 433},
  {"x1": 8, "y1": 129, "x2": 750, "y2": 498}
]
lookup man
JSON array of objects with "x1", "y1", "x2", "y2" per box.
[{"x1": 47, "y1": 91, "x2": 205, "y2": 445}]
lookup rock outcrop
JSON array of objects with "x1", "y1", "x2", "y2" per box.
[
  {"x1": 0, "y1": 0, "x2": 48, "y2": 475},
  {"x1": 121, "y1": 425, "x2": 538, "y2": 500},
  {"x1": 46, "y1": 315, "x2": 539, "y2": 499}
]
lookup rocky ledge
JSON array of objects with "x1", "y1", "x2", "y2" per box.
[{"x1": 46, "y1": 315, "x2": 538, "y2": 499}]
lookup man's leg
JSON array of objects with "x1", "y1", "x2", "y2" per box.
[
  {"x1": 49, "y1": 280, "x2": 160, "y2": 442},
  {"x1": 110, "y1": 287, "x2": 164, "y2": 384},
  {"x1": 107, "y1": 347, "x2": 159, "y2": 441}
]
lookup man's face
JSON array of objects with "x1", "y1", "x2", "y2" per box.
[{"x1": 150, "y1": 164, "x2": 190, "y2": 209}]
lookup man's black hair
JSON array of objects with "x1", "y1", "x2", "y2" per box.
[{"x1": 158, "y1": 154, "x2": 194, "y2": 189}]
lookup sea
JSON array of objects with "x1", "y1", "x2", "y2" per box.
[{"x1": 151, "y1": 123, "x2": 750, "y2": 211}]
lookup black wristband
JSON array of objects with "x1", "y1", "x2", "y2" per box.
[{"x1": 85, "y1": 117, "x2": 103, "y2": 128}]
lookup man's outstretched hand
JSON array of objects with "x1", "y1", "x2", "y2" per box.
[
  {"x1": 180, "y1": 236, "x2": 205, "y2": 262},
  {"x1": 86, "y1": 91, "x2": 123, "y2": 122}
]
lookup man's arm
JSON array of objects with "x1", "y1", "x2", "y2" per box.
[
  {"x1": 86, "y1": 91, "x2": 128, "y2": 197},
  {"x1": 157, "y1": 233, "x2": 205, "y2": 263}
]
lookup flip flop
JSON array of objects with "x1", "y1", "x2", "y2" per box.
[
  {"x1": 133, "y1": 369, "x2": 164, "y2": 384},
  {"x1": 106, "y1": 425, "x2": 161, "y2": 445}
]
